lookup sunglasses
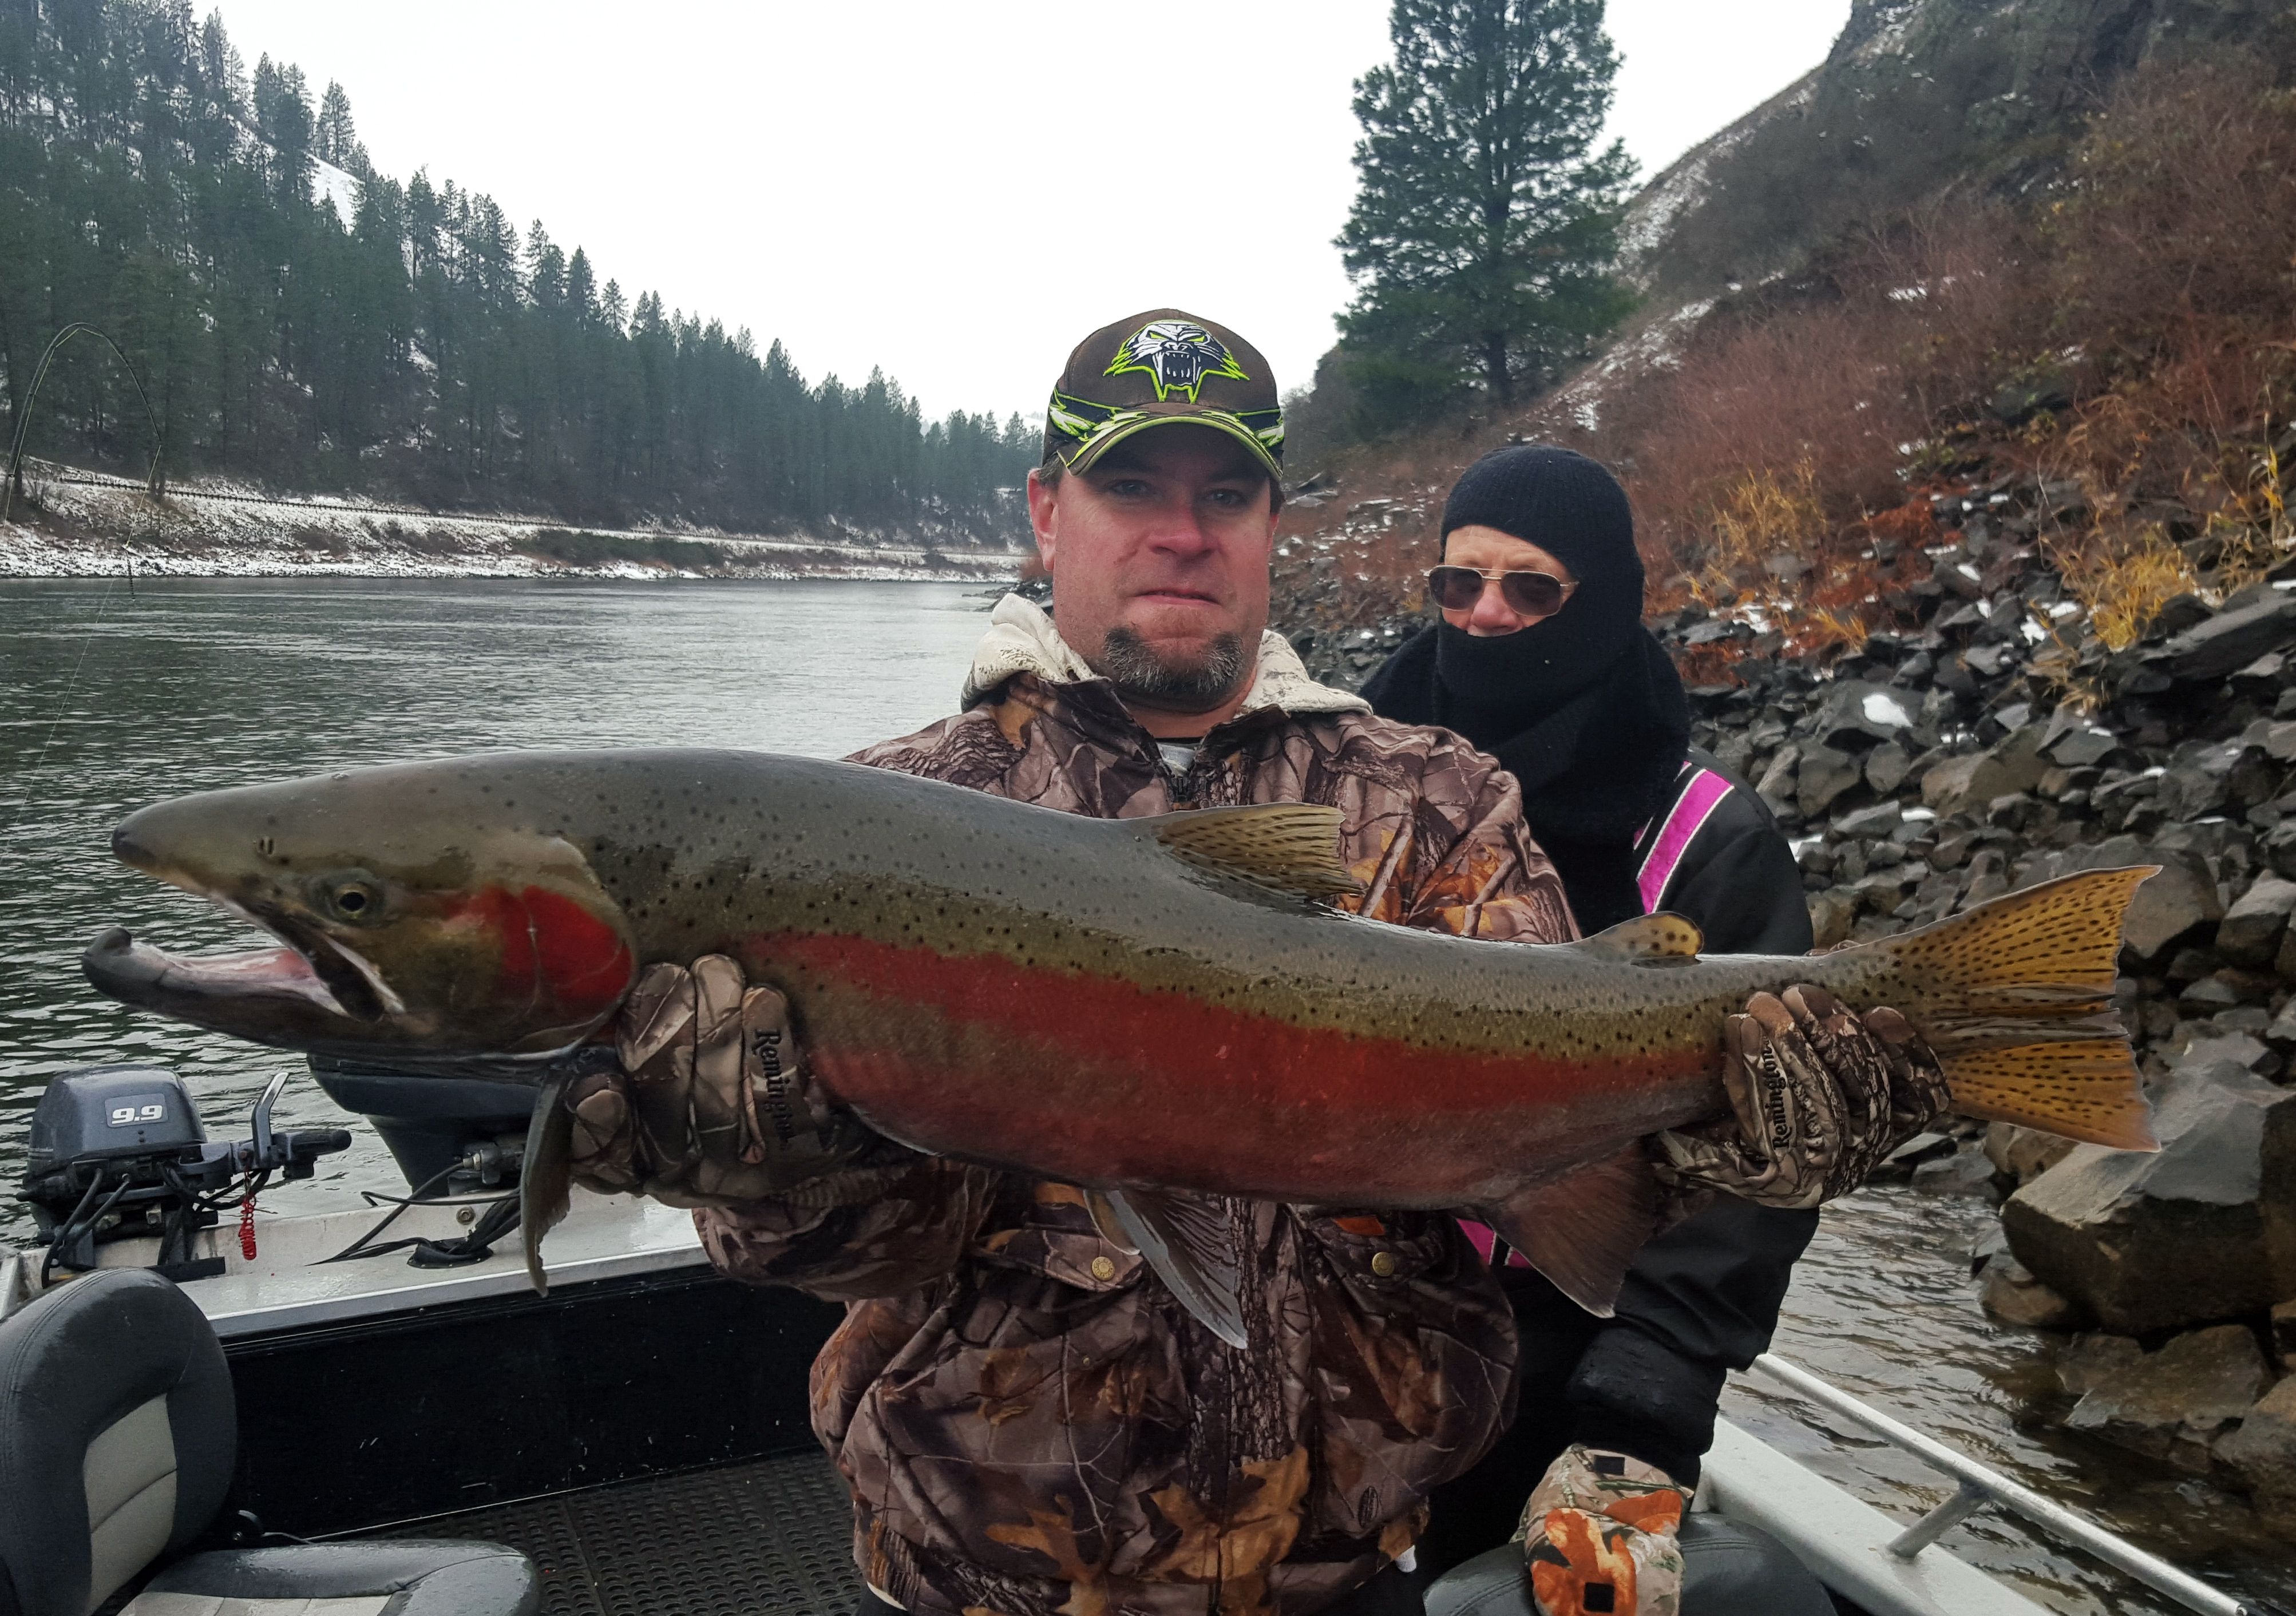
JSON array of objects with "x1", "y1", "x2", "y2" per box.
[{"x1": 1426, "y1": 565, "x2": 1577, "y2": 620}]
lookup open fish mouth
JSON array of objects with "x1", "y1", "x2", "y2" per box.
[
  {"x1": 84, "y1": 926, "x2": 355, "y2": 1020},
  {"x1": 79, "y1": 905, "x2": 411, "y2": 1052}
]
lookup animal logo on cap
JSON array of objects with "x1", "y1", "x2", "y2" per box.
[{"x1": 1105, "y1": 320, "x2": 1249, "y2": 403}]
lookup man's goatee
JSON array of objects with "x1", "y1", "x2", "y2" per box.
[{"x1": 1096, "y1": 627, "x2": 1247, "y2": 712}]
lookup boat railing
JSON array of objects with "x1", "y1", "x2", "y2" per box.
[{"x1": 1747, "y1": 1353, "x2": 2251, "y2": 1616}]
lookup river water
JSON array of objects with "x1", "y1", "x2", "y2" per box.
[{"x1": 1, "y1": 578, "x2": 2289, "y2": 1611}]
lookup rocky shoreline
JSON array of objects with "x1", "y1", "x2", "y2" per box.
[{"x1": 1276, "y1": 473, "x2": 2296, "y2": 1540}]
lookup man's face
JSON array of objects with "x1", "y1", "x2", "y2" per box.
[
  {"x1": 1440, "y1": 525, "x2": 1578, "y2": 637},
  {"x1": 1028, "y1": 426, "x2": 1278, "y2": 722}
]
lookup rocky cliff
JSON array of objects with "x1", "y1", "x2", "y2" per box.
[{"x1": 1624, "y1": 0, "x2": 2296, "y2": 301}]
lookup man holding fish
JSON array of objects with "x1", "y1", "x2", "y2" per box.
[
  {"x1": 555, "y1": 313, "x2": 1953, "y2": 1616},
  {"x1": 88, "y1": 311, "x2": 2149, "y2": 1616}
]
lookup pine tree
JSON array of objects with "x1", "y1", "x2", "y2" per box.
[
  {"x1": 1336, "y1": 0, "x2": 1636, "y2": 431},
  {"x1": 316, "y1": 78, "x2": 365, "y2": 173}
]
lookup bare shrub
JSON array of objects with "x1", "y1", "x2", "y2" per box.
[{"x1": 2046, "y1": 63, "x2": 2296, "y2": 359}]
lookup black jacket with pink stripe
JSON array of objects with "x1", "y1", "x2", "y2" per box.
[
  {"x1": 1633, "y1": 747, "x2": 1811, "y2": 956},
  {"x1": 1414, "y1": 748, "x2": 1820, "y2": 1577}
]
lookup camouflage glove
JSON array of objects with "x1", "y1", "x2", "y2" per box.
[
  {"x1": 564, "y1": 955, "x2": 878, "y2": 1207},
  {"x1": 1653, "y1": 985, "x2": 1950, "y2": 1210},
  {"x1": 1520, "y1": 1445, "x2": 1689, "y2": 1616}
]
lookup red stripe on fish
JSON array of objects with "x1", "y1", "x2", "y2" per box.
[{"x1": 753, "y1": 929, "x2": 1687, "y2": 1203}]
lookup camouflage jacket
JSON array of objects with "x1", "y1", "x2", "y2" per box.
[{"x1": 695, "y1": 597, "x2": 1577, "y2": 1616}]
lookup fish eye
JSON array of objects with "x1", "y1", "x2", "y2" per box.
[{"x1": 317, "y1": 874, "x2": 384, "y2": 923}]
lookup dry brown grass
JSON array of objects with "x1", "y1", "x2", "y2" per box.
[{"x1": 2043, "y1": 525, "x2": 2199, "y2": 651}]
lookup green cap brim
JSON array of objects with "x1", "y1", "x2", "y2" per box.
[{"x1": 1063, "y1": 409, "x2": 1284, "y2": 485}]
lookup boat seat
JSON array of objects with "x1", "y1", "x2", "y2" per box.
[
  {"x1": 0, "y1": 1269, "x2": 537, "y2": 1616},
  {"x1": 1424, "y1": 1515, "x2": 1836, "y2": 1616},
  {"x1": 122, "y1": 1542, "x2": 537, "y2": 1614}
]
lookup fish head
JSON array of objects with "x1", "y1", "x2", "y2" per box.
[{"x1": 85, "y1": 765, "x2": 638, "y2": 1070}]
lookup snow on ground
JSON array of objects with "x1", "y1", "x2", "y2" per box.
[
  {"x1": 1617, "y1": 73, "x2": 1820, "y2": 280},
  {"x1": 313, "y1": 159, "x2": 364, "y2": 222},
  {"x1": 0, "y1": 465, "x2": 1026, "y2": 583}
]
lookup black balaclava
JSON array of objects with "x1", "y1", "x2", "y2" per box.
[{"x1": 1360, "y1": 445, "x2": 1690, "y2": 932}]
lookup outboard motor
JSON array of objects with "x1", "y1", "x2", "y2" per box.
[
  {"x1": 17, "y1": 1064, "x2": 350, "y2": 1280},
  {"x1": 306, "y1": 1057, "x2": 536, "y2": 1197}
]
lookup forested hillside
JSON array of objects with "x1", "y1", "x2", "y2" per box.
[{"x1": 0, "y1": 1, "x2": 1035, "y2": 541}]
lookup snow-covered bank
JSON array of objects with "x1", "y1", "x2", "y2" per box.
[{"x1": 0, "y1": 465, "x2": 1027, "y2": 582}]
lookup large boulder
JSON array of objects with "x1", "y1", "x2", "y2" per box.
[
  {"x1": 1807, "y1": 887, "x2": 1859, "y2": 950},
  {"x1": 2064, "y1": 1324, "x2": 2273, "y2": 1472},
  {"x1": 2045, "y1": 725, "x2": 2119, "y2": 768},
  {"x1": 2220, "y1": 878, "x2": 2296, "y2": 967},
  {"x1": 2215, "y1": 1375, "x2": 2296, "y2": 1537},
  {"x1": 2157, "y1": 593, "x2": 2296, "y2": 683},
  {"x1": 1796, "y1": 743, "x2": 1863, "y2": 817},
  {"x1": 1985, "y1": 1122, "x2": 2077, "y2": 1183},
  {"x1": 2002, "y1": 1061, "x2": 2296, "y2": 1333},
  {"x1": 1811, "y1": 682, "x2": 1916, "y2": 750},
  {"x1": 1865, "y1": 740, "x2": 1910, "y2": 795},
  {"x1": 2053, "y1": 1332, "x2": 2143, "y2": 1396},
  {"x1": 2267, "y1": 1079, "x2": 2296, "y2": 1300},
  {"x1": 1978, "y1": 1254, "x2": 2076, "y2": 1328},
  {"x1": 2117, "y1": 851, "x2": 2226, "y2": 966},
  {"x1": 1754, "y1": 743, "x2": 1800, "y2": 817},
  {"x1": 1921, "y1": 725, "x2": 2049, "y2": 815}
]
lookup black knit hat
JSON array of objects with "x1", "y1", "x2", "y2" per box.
[
  {"x1": 1439, "y1": 444, "x2": 1641, "y2": 601},
  {"x1": 1430, "y1": 445, "x2": 1647, "y2": 719}
]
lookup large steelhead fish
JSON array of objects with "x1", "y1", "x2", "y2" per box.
[{"x1": 83, "y1": 749, "x2": 2156, "y2": 1337}]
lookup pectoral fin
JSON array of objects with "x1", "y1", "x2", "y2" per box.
[
  {"x1": 520, "y1": 1067, "x2": 576, "y2": 1296},
  {"x1": 1477, "y1": 1144, "x2": 1660, "y2": 1318},
  {"x1": 1105, "y1": 1188, "x2": 1249, "y2": 1349}
]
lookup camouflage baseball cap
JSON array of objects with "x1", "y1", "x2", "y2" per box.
[{"x1": 1043, "y1": 309, "x2": 1284, "y2": 480}]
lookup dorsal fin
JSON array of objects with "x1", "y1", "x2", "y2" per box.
[
  {"x1": 1574, "y1": 912, "x2": 1704, "y2": 962},
  {"x1": 1146, "y1": 804, "x2": 1364, "y2": 899}
]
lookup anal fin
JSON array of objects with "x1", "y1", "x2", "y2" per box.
[
  {"x1": 1105, "y1": 1187, "x2": 1249, "y2": 1349},
  {"x1": 1478, "y1": 1144, "x2": 1660, "y2": 1318}
]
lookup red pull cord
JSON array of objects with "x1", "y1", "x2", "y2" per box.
[{"x1": 238, "y1": 1193, "x2": 258, "y2": 1261}]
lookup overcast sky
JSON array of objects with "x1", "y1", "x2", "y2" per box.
[{"x1": 212, "y1": 1, "x2": 1846, "y2": 423}]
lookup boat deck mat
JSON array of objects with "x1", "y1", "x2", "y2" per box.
[{"x1": 372, "y1": 1448, "x2": 862, "y2": 1616}]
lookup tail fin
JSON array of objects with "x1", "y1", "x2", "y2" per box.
[{"x1": 1885, "y1": 865, "x2": 2159, "y2": 1151}]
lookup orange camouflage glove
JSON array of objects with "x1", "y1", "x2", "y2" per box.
[
  {"x1": 1519, "y1": 1445, "x2": 1689, "y2": 1616},
  {"x1": 1651, "y1": 985, "x2": 1950, "y2": 1210},
  {"x1": 563, "y1": 955, "x2": 880, "y2": 1207}
]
